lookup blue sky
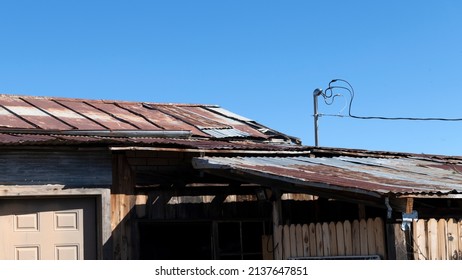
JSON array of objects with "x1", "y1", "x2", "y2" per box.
[{"x1": 1, "y1": 1, "x2": 461, "y2": 155}]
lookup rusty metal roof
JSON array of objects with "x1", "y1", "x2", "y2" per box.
[
  {"x1": 192, "y1": 155, "x2": 462, "y2": 198},
  {"x1": 0, "y1": 94, "x2": 299, "y2": 146},
  {"x1": 0, "y1": 132, "x2": 311, "y2": 152}
]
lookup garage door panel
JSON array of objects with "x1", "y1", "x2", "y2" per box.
[
  {"x1": 0, "y1": 198, "x2": 96, "y2": 260},
  {"x1": 15, "y1": 213, "x2": 39, "y2": 231},
  {"x1": 15, "y1": 246, "x2": 40, "y2": 260},
  {"x1": 55, "y1": 245, "x2": 79, "y2": 260},
  {"x1": 55, "y1": 211, "x2": 79, "y2": 230}
]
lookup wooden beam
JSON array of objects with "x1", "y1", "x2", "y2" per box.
[
  {"x1": 139, "y1": 185, "x2": 263, "y2": 197},
  {"x1": 406, "y1": 198, "x2": 414, "y2": 214},
  {"x1": 200, "y1": 169, "x2": 385, "y2": 208}
]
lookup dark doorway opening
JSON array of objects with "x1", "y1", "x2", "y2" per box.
[
  {"x1": 138, "y1": 222, "x2": 212, "y2": 260},
  {"x1": 216, "y1": 221, "x2": 264, "y2": 260}
]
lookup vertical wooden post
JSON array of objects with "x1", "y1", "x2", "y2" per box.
[
  {"x1": 358, "y1": 204, "x2": 366, "y2": 220},
  {"x1": 404, "y1": 198, "x2": 414, "y2": 260},
  {"x1": 111, "y1": 153, "x2": 136, "y2": 260},
  {"x1": 272, "y1": 190, "x2": 283, "y2": 259},
  {"x1": 394, "y1": 223, "x2": 408, "y2": 260},
  {"x1": 405, "y1": 198, "x2": 414, "y2": 214},
  {"x1": 261, "y1": 235, "x2": 273, "y2": 260}
]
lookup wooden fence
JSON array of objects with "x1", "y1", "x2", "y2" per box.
[
  {"x1": 273, "y1": 218, "x2": 386, "y2": 260},
  {"x1": 413, "y1": 218, "x2": 462, "y2": 260}
]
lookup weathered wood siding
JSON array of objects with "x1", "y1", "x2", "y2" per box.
[
  {"x1": 413, "y1": 218, "x2": 462, "y2": 260},
  {"x1": 0, "y1": 149, "x2": 112, "y2": 186},
  {"x1": 111, "y1": 153, "x2": 136, "y2": 260}
]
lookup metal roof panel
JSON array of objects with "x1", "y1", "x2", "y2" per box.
[
  {"x1": 23, "y1": 98, "x2": 106, "y2": 130},
  {"x1": 0, "y1": 106, "x2": 35, "y2": 129},
  {"x1": 56, "y1": 100, "x2": 137, "y2": 130},
  {"x1": 117, "y1": 103, "x2": 208, "y2": 136},
  {"x1": 0, "y1": 94, "x2": 300, "y2": 143},
  {"x1": 0, "y1": 97, "x2": 73, "y2": 130},
  {"x1": 192, "y1": 156, "x2": 462, "y2": 197},
  {"x1": 186, "y1": 106, "x2": 267, "y2": 138}
]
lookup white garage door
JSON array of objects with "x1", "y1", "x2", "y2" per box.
[{"x1": 0, "y1": 197, "x2": 97, "y2": 260}]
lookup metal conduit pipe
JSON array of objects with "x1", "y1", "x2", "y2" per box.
[{"x1": 385, "y1": 197, "x2": 393, "y2": 220}]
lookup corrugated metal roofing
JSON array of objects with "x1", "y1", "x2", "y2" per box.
[
  {"x1": 0, "y1": 132, "x2": 309, "y2": 151},
  {"x1": 0, "y1": 94, "x2": 299, "y2": 145},
  {"x1": 201, "y1": 128, "x2": 251, "y2": 138},
  {"x1": 192, "y1": 155, "x2": 462, "y2": 197}
]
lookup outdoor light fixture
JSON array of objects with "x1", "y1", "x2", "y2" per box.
[
  {"x1": 256, "y1": 188, "x2": 272, "y2": 201},
  {"x1": 255, "y1": 189, "x2": 267, "y2": 201}
]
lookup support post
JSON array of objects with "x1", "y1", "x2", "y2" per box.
[
  {"x1": 272, "y1": 189, "x2": 283, "y2": 260},
  {"x1": 313, "y1": 88, "x2": 322, "y2": 147}
]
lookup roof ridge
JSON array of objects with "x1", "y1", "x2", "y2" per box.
[{"x1": 0, "y1": 93, "x2": 218, "y2": 107}]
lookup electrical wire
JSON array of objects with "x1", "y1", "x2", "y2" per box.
[{"x1": 320, "y1": 79, "x2": 462, "y2": 121}]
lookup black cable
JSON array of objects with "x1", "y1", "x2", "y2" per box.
[{"x1": 322, "y1": 79, "x2": 462, "y2": 121}]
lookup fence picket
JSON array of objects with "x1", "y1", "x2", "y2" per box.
[
  {"x1": 366, "y1": 218, "x2": 376, "y2": 255},
  {"x1": 275, "y1": 225, "x2": 283, "y2": 260},
  {"x1": 283, "y1": 225, "x2": 291, "y2": 259},
  {"x1": 309, "y1": 223, "x2": 317, "y2": 257},
  {"x1": 322, "y1": 223, "x2": 331, "y2": 256},
  {"x1": 459, "y1": 221, "x2": 462, "y2": 259},
  {"x1": 413, "y1": 219, "x2": 427, "y2": 260},
  {"x1": 302, "y1": 224, "x2": 310, "y2": 257},
  {"x1": 428, "y1": 219, "x2": 438, "y2": 260},
  {"x1": 352, "y1": 220, "x2": 361, "y2": 255},
  {"x1": 329, "y1": 222, "x2": 338, "y2": 256},
  {"x1": 359, "y1": 219, "x2": 368, "y2": 255},
  {"x1": 373, "y1": 217, "x2": 386, "y2": 259},
  {"x1": 315, "y1": 223, "x2": 324, "y2": 256},
  {"x1": 289, "y1": 224, "x2": 297, "y2": 258},
  {"x1": 437, "y1": 219, "x2": 448, "y2": 260},
  {"x1": 344, "y1": 220, "x2": 353, "y2": 255},
  {"x1": 336, "y1": 221, "x2": 345, "y2": 256},
  {"x1": 447, "y1": 219, "x2": 458, "y2": 260},
  {"x1": 295, "y1": 224, "x2": 303, "y2": 257}
]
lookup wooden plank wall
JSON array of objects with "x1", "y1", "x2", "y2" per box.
[
  {"x1": 111, "y1": 153, "x2": 136, "y2": 260},
  {"x1": 274, "y1": 218, "x2": 386, "y2": 260},
  {"x1": 413, "y1": 218, "x2": 462, "y2": 260},
  {"x1": 0, "y1": 149, "x2": 112, "y2": 186}
]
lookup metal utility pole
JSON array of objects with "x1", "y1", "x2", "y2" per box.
[{"x1": 313, "y1": 88, "x2": 323, "y2": 147}]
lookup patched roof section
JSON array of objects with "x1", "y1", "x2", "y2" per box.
[{"x1": 0, "y1": 94, "x2": 299, "y2": 144}]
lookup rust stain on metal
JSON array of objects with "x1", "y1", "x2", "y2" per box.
[
  {"x1": 186, "y1": 106, "x2": 268, "y2": 138},
  {"x1": 23, "y1": 98, "x2": 105, "y2": 130},
  {"x1": 0, "y1": 133, "x2": 55, "y2": 144},
  {"x1": 0, "y1": 96, "x2": 72, "y2": 130},
  {"x1": 117, "y1": 103, "x2": 209, "y2": 136},
  {"x1": 154, "y1": 105, "x2": 231, "y2": 129},
  {"x1": 89, "y1": 102, "x2": 160, "y2": 130},
  {"x1": 56, "y1": 100, "x2": 136, "y2": 130},
  {"x1": 0, "y1": 94, "x2": 301, "y2": 143},
  {"x1": 0, "y1": 106, "x2": 35, "y2": 129},
  {"x1": 193, "y1": 156, "x2": 462, "y2": 196}
]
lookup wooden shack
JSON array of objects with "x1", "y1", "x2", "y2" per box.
[{"x1": 1, "y1": 94, "x2": 461, "y2": 260}]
